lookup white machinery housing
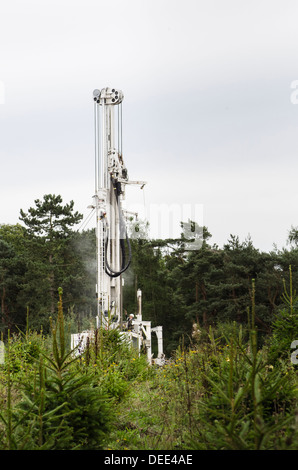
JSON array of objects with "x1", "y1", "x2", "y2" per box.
[{"x1": 124, "y1": 289, "x2": 164, "y2": 365}]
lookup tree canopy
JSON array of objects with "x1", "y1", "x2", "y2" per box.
[{"x1": 0, "y1": 195, "x2": 297, "y2": 354}]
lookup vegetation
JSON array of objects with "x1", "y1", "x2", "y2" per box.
[
  {"x1": 0, "y1": 282, "x2": 296, "y2": 450},
  {"x1": 0, "y1": 193, "x2": 297, "y2": 450}
]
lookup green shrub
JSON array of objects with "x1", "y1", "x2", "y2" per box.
[
  {"x1": 268, "y1": 266, "x2": 298, "y2": 363},
  {"x1": 186, "y1": 280, "x2": 298, "y2": 450},
  {"x1": 0, "y1": 289, "x2": 114, "y2": 450},
  {"x1": 100, "y1": 364, "x2": 129, "y2": 401},
  {"x1": 3, "y1": 331, "x2": 43, "y2": 375}
]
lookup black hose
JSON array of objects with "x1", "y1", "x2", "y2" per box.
[
  {"x1": 104, "y1": 226, "x2": 132, "y2": 277},
  {"x1": 104, "y1": 178, "x2": 132, "y2": 278}
]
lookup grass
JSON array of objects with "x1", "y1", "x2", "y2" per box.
[{"x1": 104, "y1": 336, "x2": 297, "y2": 450}]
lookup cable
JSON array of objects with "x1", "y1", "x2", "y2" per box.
[
  {"x1": 77, "y1": 208, "x2": 95, "y2": 232},
  {"x1": 94, "y1": 101, "x2": 98, "y2": 193}
]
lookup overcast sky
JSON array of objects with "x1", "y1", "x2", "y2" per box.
[{"x1": 1, "y1": 0, "x2": 298, "y2": 252}]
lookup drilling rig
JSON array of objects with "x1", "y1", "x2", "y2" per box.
[
  {"x1": 93, "y1": 87, "x2": 131, "y2": 328},
  {"x1": 71, "y1": 87, "x2": 164, "y2": 365}
]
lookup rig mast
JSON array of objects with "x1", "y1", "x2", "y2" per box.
[{"x1": 93, "y1": 87, "x2": 130, "y2": 328}]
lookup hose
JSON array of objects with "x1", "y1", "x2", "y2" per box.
[
  {"x1": 104, "y1": 225, "x2": 132, "y2": 278},
  {"x1": 104, "y1": 178, "x2": 132, "y2": 278}
]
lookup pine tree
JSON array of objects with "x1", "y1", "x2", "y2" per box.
[
  {"x1": 19, "y1": 194, "x2": 83, "y2": 322},
  {"x1": 0, "y1": 238, "x2": 26, "y2": 332}
]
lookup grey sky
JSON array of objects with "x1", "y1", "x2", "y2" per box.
[{"x1": 1, "y1": 0, "x2": 298, "y2": 252}]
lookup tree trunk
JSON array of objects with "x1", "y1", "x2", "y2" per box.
[
  {"x1": 200, "y1": 282, "x2": 208, "y2": 328},
  {"x1": 49, "y1": 253, "x2": 55, "y2": 316},
  {"x1": 1, "y1": 285, "x2": 6, "y2": 325}
]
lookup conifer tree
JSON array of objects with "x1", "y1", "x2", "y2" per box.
[{"x1": 19, "y1": 194, "x2": 83, "y2": 321}]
